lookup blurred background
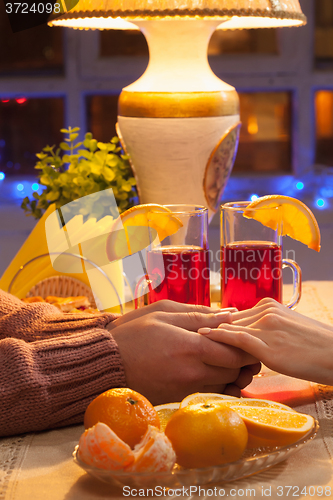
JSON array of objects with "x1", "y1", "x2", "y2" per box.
[{"x1": 0, "y1": 0, "x2": 332, "y2": 282}]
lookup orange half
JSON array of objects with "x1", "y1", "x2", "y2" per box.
[
  {"x1": 233, "y1": 406, "x2": 315, "y2": 448},
  {"x1": 244, "y1": 195, "x2": 321, "y2": 252},
  {"x1": 179, "y1": 392, "x2": 237, "y2": 408},
  {"x1": 154, "y1": 403, "x2": 180, "y2": 432}
]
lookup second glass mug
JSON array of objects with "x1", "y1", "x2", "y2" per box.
[
  {"x1": 135, "y1": 204, "x2": 210, "y2": 308},
  {"x1": 220, "y1": 201, "x2": 302, "y2": 311}
]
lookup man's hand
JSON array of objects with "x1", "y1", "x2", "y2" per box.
[{"x1": 108, "y1": 300, "x2": 259, "y2": 405}]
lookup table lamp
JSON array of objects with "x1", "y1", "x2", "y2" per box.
[{"x1": 49, "y1": 1, "x2": 306, "y2": 220}]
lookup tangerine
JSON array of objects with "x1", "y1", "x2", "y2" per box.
[
  {"x1": 78, "y1": 422, "x2": 134, "y2": 470},
  {"x1": 84, "y1": 388, "x2": 160, "y2": 448},
  {"x1": 165, "y1": 402, "x2": 248, "y2": 469},
  {"x1": 127, "y1": 425, "x2": 176, "y2": 473}
]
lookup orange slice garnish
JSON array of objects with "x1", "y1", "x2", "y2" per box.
[
  {"x1": 244, "y1": 195, "x2": 321, "y2": 252},
  {"x1": 107, "y1": 204, "x2": 183, "y2": 262}
]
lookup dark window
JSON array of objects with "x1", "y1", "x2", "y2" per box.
[
  {"x1": 0, "y1": 98, "x2": 64, "y2": 176},
  {"x1": 99, "y1": 27, "x2": 278, "y2": 58},
  {"x1": 209, "y1": 29, "x2": 278, "y2": 56},
  {"x1": 315, "y1": 0, "x2": 333, "y2": 70},
  {"x1": 86, "y1": 95, "x2": 120, "y2": 142},
  {"x1": 100, "y1": 30, "x2": 148, "y2": 57},
  {"x1": 0, "y1": 2, "x2": 63, "y2": 76},
  {"x1": 233, "y1": 92, "x2": 292, "y2": 173},
  {"x1": 315, "y1": 90, "x2": 333, "y2": 166}
]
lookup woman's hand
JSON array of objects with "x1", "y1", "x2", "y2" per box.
[
  {"x1": 108, "y1": 300, "x2": 260, "y2": 405},
  {"x1": 199, "y1": 298, "x2": 333, "y2": 386}
]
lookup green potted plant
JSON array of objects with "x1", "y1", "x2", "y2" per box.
[{"x1": 21, "y1": 126, "x2": 137, "y2": 220}]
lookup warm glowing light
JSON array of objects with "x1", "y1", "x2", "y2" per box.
[
  {"x1": 247, "y1": 116, "x2": 258, "y2": 135},
  {"x1": 219, "y1": 17, "x2": 304, "y2": 30},
  {"x1": 1, "y1": 99, "x2": 9, "y2": 103},
  {"x1": 16, "y1": 97, "x2": 27, "y2": 104},
  {"x1": 50, "y1": 16, "x2": 304, "y2": 31},
  {"x1": 316, "y1": 91, "x2": 333, "y2": 138},
  {"x1": 49, "y1": 17, "x2": 138, "y2": 30}
]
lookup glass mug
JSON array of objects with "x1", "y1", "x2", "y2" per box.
[
  {"x1": 135, "y1": 204, "x2": 210, "y2": 307},
  {"x1": 220, "y1": 201, "x2": 301, "y2": 311}
]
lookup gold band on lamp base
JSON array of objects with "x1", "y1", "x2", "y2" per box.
[{"x1": 118, "y1": 90, "x2": 239, "y2": 118}]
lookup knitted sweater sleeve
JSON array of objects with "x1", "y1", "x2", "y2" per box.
[{"x1": 0, "y1": 290, "x2": 127, "y2": 437}]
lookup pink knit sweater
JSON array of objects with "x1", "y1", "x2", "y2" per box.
[{"x1": 0, "y1": 289, "x2": 126, "y2": 437}]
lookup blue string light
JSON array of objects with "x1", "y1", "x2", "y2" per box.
[
  {"x1": 250, "y1": 194, "x2": 259, "y2": 202},
  {"x1": 316, "y1": 198, "x2": 325, "y2": 208},
  {"x1": 296, "y1": 181, "x2": 304, "y2": 190},
  {"x1": 0, "y1": 172, "x2": 5, "y2": 180},
  {"x1": 16, "y1": 183, "x2": 24, "y2": 192},
  {"x1": 31, "y1": 183, "x2": 39, "y2": 191}
]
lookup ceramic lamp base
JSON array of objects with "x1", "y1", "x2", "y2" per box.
[{"x1": 117, "y1": 114, "x2": 240, "y2": 220}]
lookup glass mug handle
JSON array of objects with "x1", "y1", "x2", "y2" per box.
[
  {"x1": 134, "y1": 275, "x2": 152, "y2": 309},
  {"x1": 282, "y1": 258, "x2": 302, "y2": 309}
]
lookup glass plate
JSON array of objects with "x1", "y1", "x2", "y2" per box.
[{"x1": 72, "y1": 420, "x2": 318, "y2": 488}]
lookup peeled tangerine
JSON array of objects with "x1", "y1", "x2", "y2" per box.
[
  {"x1": 78, "y1": 423, "x2": 176, "y2": 473},
  {"x1": 128, "y1": 425, "x2": 176, "y2": 473},
  {"x1": 78, "y1": 422, "x2": 134, "y2": 471}
]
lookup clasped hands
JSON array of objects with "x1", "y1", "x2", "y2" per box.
[
  {"x1": 108, "y1": 297, "x2": 333, "y2": 405},
  {"x1": 107, "y1": 300, "x2": 261, "y2": 405}
]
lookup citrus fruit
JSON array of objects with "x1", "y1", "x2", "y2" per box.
[
  {"x1": 179, "y1": 392, "x2": 237, "y2": 408},
  {"x1": 231, "y1": 406, "x2": 315, "y2": 448},
  {"x1": 127, "y1": 425, "x2": 176, "y2": 473},
  {"x1": 106, "y1": 204, "x2": 183, "y2": 261},
  {"x1": 84, "y1": 388, "x2": 160, "y2": 448},
  {"x1": 244, "y1": 195, "x2": 321, "y2": 251},
  {"x1": 222, "y1": 398, "x2": 296, "y2": 412},
  {"x1": 154, "y1": 402, "x2": 180, "y2": 431},
  {"x1": 164, "y1": 402, "x2": 248, "y2": 469},
  {"x1": 78, "y1": 422, "x2": 135, "y2": 470}
]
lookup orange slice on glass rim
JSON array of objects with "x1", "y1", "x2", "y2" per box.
[
  {"x1": 106, "y1": 204, "x2": 183, "y2": 262},
  {"x1": 244, "y1": 195, "x2": 321, "y2": 252}
]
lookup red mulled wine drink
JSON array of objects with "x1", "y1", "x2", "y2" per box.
[
  {"x1": 221, "y1": 241, "x2": 282, "y2": 310},
  {"x1": 148, "y1": 245, "x2": 210, "y2": 306}
]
